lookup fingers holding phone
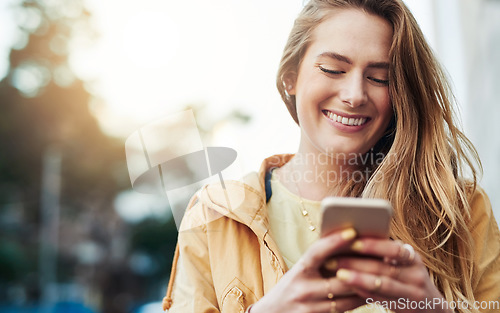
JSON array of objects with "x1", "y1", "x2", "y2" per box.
[
  {"x1": 296, "y1": 227, "x2": 357, "y2": 274},
  {"x1": 317, "y1": 198, "x2": 452, "y2": 312},
  {"x1": 332, "y1": 241, "x2": 452, "y2": 313},
  {"x1": 250, "y1": 227, "x2": 365, "y2": 313},
  {"x1": 327, "y1": 240, "x2": 421, "y2": 286},
  {"x1": 319, "y1": 197, "x2": 393, "y2": 277}
]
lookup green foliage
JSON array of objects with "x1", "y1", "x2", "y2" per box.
[
  {"x1": 0, "y1": 239, "x2": 29, "y2": 282},
  {"x1": 0, "y1": 0, "x2": 133, "y2": 310},
  {"x1": 130, "y1": 217, "x2": 178, "y2": 278},
  {"x1": 0, "y1": 0, "x2": 252, "y2": 310}
]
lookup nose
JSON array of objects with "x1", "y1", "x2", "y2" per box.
[{"x1": 339, "y1": 73, "x2": 367, "y2": 108}]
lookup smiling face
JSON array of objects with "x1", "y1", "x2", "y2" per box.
[{"x1": 288, "y1": 8, "x2": 393, "y2": 160}]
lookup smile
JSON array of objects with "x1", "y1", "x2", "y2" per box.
[{"x1": 322, "y1": 110, "x2": 369, "y2": 126}]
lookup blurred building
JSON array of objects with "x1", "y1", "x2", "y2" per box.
[{"x1": 411, "y1": 0, "x2": 500, "y2": 219}]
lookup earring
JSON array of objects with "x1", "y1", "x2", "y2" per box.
[{"x1": 287, "y1": 85, "x2": 293, "y2": 90}]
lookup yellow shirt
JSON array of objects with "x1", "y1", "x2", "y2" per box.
[{"x1": 267, "y1": 172, "x2": 321, "y2": 269}]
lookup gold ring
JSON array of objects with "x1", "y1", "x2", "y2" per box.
[
  {"x1": 373, "y1": 276, "x2": 382, "y2": 292},
  {"x1": 330, "y1": 301, "x2": 338, "y2": 313},
  {"x1": 325, "y1": 278, "x2": 334, "y2": 299}
]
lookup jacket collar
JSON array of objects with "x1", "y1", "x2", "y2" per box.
[{"x1": 198, "y1": 154, "x2": 294, "y2": 240}]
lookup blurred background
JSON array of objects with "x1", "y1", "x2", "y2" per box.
[{"x1": 0, "y1": 0, "x2": 498, "y2": 312}]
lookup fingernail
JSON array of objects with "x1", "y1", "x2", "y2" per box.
[
  {"x1": 324, "y1": 259, "x2": 338, "y2": 271},
  {"x1": 341, "y1": 228, "x2": 356, "y2": 240},
  {"x1": 336, "y1": 269, "x2": 352, "y2": 281},
  {"x1": 351, "y1": 240, "x2": 364, "y2": 252}
]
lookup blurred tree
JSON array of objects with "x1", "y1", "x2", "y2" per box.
[
  {"x1": 0, "y1": 1, "x2": 253, "y2": 312},
  {"x1": 129, "y1": 217, "x2": 178, "y2": 297},
  {"x1": 0, "y1": 1, "x2": 134, "y2": 312}
]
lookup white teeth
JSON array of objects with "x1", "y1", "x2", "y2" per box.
[{"x1": 325, "y1": 111, "x2": 368, "y2": 126}]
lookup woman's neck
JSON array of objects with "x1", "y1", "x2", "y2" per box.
[{"x1": 275, "y1": 149, "x2": 358, "y2": 201}]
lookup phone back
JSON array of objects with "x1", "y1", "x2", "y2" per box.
[{"x1": 320, "y1": 197, "x2": 393, "y2": 238}]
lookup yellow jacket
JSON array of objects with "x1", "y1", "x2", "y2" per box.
[{"x1": 163, "y1": 154, "x2": 500, "y2": 313}]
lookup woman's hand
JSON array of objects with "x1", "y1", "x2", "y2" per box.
[
  {"x1": 332, "y1": 238, "x2": 453, "y2": 313},
  {"x1": 249, "y1": 228, "x2": 367, "y2": 313}
]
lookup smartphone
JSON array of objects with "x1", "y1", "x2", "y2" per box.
[{"x1": 320, "y1": 197, "x2": 393, "y2": 238}]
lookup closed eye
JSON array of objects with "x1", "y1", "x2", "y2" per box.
[
  {"x1": 319, "y1": 66, "x2": 344, "y2": 75},
  {"x1": 368, "y1": 77, "x2": 389, "y2": 86}
]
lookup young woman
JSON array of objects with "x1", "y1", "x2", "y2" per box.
[{"x1": 162, "y1": 0, "x2": 500, "y2": 312}]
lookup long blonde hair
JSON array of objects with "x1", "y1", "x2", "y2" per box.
[{"x1": 277, "y1": 1, "x2": 482, "y2": 312}]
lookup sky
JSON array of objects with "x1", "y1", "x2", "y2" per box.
[
  {"x1": 0, "y1": 1, "x2": 17, "y2": 78},
  {"x1": 70, "y1": 0, "x2": 304, "y2": 138}
]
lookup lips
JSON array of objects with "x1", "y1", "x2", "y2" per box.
[{"x1": 322, "y1": 110, "x2": 370, "y2": 126}]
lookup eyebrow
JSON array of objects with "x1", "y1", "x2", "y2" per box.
[{"x1": 317, "y1": 52, "x2": 390, "y2": 69}]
